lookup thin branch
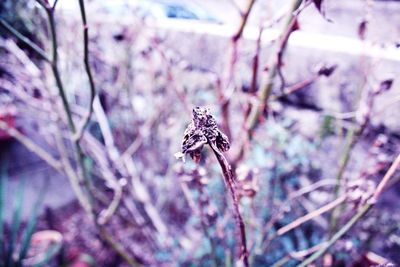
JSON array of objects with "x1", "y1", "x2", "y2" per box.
[
  {"x1": 232, "y1": 0, "x2": 256, "y2": 42},
  {"x1": 98, "y1": 226, "x2": 142, "y2": 267},
  {"x1": 232, "y1": 0, "x2": 303, "y2": 165},
  {"x1": 0, "y1": 121, "x2": 62, "y2": 172},
  {"x1": 245, "y1": 0, "x2": 302, "y2": 132},
  {"x1": 329, "y1": 127, "x2": 356, "y2": 233},
  {"x1": 209, "y1": 141, "x2": 249, "y2": 267},
  {"x1": 330, "y1": 78, "x2": 384, "y2": 234},
  {"x1": 220, "y1": 0, "x2": 256, "y2": 139},
  {"x1": 277, "y1": 194, "x2": 347, "y2": 236},
  {"x1": 298, "y1": 153, "x2": 400, "y2": 266},
  {"x1": 53, "y1": 119, "x2": 93, "y2": 214},
  {"x1": 73, "y1": 0, "x2": 96, "y2": 142},
  {"x1": 52, "y1": 0, "x2": 59, "y2": 9},
  {"x1": 256, "y1": 179, "x2": 336, "y2": 253},
  {"x1": 372, "y1": 153, "x2": 400, "y2": 201},
  {"x1": 0, "y1": 18, "x2": 50, "y2": 63}
]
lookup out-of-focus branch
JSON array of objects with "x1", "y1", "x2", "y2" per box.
[
  {"x1": 152, "y1": 38, "x2": 191, "y2": 114},
  {"x1": 53, "y1": 119, "x2": 93, "y2": 214},
  {"x1": 232, "y1": 0, "x2": 256, "y2": 42},
  {"x1": 73, "y1": 0, "x2": 97, "y2": 142},
  {"x1": 329, "y1": 78, "x2": 392, "y2": 234},
  {"x1": 0, "y1": 18, "x2": 50, "y2": 63},
  {"x1": 256, "y1": 179, "x2": 336, "y2": 254},
  {"x1": 271, "y1": 243, "x2": 327, "y2": 267},
  {"x1": 0, "y1": 121, "x2": 62, "y2": 172},
  {"x1": 231, "y1": 0, "x2": 303, "y2": 166},
  {"x1": 277, "y1": 194, "x2": 347, "y2": 236},
  {"x1": 42, "y1": 5, "x2": 95, "y2": 213},
  {"x1": 249, "y1": 24, "x2": 264, "y2": 95},
  {"x1": 245, "y1": 0, "x2": 302, "y2": 133},
  {"x1": 98, "y1": 226, "x2": 142, "y2": 267},
  {"x1": 271, "y1": 64, "x2": 337, "y2": 101},
  {"x1": 298, "y1": 153, "x2": 400, "y2": 266},
  {"x1": 221, "y1": 0, "x2": 256, "y2": 139}
]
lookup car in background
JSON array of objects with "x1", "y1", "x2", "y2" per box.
[
  {"x1": 85, "y1": 0, "x2": 221, "y2": 24},
  {"x1": 134, "y1": 0, "x2": 221, "y2": 23}
]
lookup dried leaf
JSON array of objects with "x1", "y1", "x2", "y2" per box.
[
  {"x1": 317, "y1": 64, "x2": 337, "y2": 77},
  {"x1": 312, "y1": 0, "x2": 332, "y2": 21},
  {"x1": 358, "y1": 20, "x2": 368, "y2": 40},
  {"x1": 313, "y1": 0, "x2": 324, "y2": 13},
  {"x1": 378, "y1": 79, "x2": 393, "y2": 93}
]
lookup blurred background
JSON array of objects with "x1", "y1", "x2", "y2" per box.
[{"x1": 0, "y1": 0, "x2": 399, "y2": 266}]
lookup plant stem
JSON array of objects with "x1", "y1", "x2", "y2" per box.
[
  {"x1": 221, "y1": 0, "x2": 256, "y2": 139},
  {"x1": 44, "y1": 7, "x2": 93, "y2": 203},
  {"x1": 0, "y1": 18, "x2": 51, "y2": 63},
  {"x1": 298, "y1": 153, "x2": 400, "y2": 266},
  {"x1": 298, "y1": 204, "x2": 371, "y2": 267},
  {"x1": 209, "y1": 142, "x2": 249, "y2": 267},
  {"x1": 277, "y1": 194, "x2": 347, "y2": 236},
  {"x1": 74, "y1": 0, "x2": 96, "y2": 142},
  {"x1": 245, "y1": 0, "x2": 302, "y2": 133},
  {"x1": 329, "y1": 126, "x2": 356, "y2": 233},
  {"x1": 0, "y1": 121, "x2": 62, "y2": 172},
  {"x1": 99, "y1": 226, "x2": 142, "y2": 267},
  {"x1": 3, "y1": 3, "x2": 142, "y2": 266}
]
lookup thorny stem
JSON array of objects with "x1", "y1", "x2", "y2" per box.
[
  {"x1": 221, "y1": 0, "x2": 256, "y2": 139},
  {"x1": 232, "y1": 0, "x2": 256, "y2": 42},
  {"x1": 208, "y1": 142, "x2": 249, "y2": 267},
  {"x1": 74, "y1": 0, "x2": 96, "y2": 142},
  {"x1": 244, "y1": 0, "x2": 302, "y2": 133},
  {"x1": 232, "y1": 0, "x2": 302, "y2": 166},
  {"x1": 298, "y1": 153, "x2": 400, "y2": 266}
]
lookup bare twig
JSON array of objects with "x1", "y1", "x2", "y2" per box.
[
  {"x1": 0, "y1": 121, "x2": 62, "y2": 172},
  {"x1": 220, "y1": 0, "x2": 256, "y2": 139},
  {"x1": 232, "y1": 0, "x2": 303, "y2": 166},
  {"x1": 277, "y1": 194, "x2": 347, "y2": 236},
  {"x1": 73, "y1": 0, "x2": 97, "y2": 142},
  {"x1": 245, "y1": 0, "x2": 302, "y2": 133},
  {"x1": 298, "y1": 153, "x2": 400, "y2": 266},
  {"x1": 98, "y1": 226, "x2": 142, "y2": 267},
  {"x1": 329, "y1": 78, "x2": 389, "y2": 234},
  {"x1": 0, "y1": 18, "x2": 50, "y2": 63}
]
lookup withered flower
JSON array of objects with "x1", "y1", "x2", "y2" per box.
[
  {"x1": 236, "y1": 166, "x2": 259, "y2": 199},
  {"x1": 177, "y1": 107, "x2": 230, "y2": 162},
  {"x1": 176, "y1": 106, "x2": 249, "y2": 267}
]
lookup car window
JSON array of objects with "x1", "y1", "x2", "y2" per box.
[{"x1": 165, "y1": 5, "x2": 198, "y2": 20}]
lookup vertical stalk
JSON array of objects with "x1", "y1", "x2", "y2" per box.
[
  {"x1": 44, "y1": 7, "x2": 93, "y2": 210},
  {"x1": 209, "y1": 142, "x2": 249, "y2": 267},
  {"x1": 74, "y1": 0, "x2": 96, "y2": 142},
  {"x1": 245, "y1": 0, "x2": 302, "y2": 133},
  {"x1": 329, "y1": 127, "x2": 356, "y2": 234}
]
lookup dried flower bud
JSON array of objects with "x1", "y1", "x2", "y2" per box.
[
  {"x1": 236, "y1": 166, "x2": 259, "y2": 199},
  {"x1": 179, "y1": 106, "x2": 230, "y2": 163},
  {"x1": 317, "y1": 64, "x2": 337, "y2": 77},
  {"x1": 346, "y1": 178, "x2": 375, "y2": 206}
]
